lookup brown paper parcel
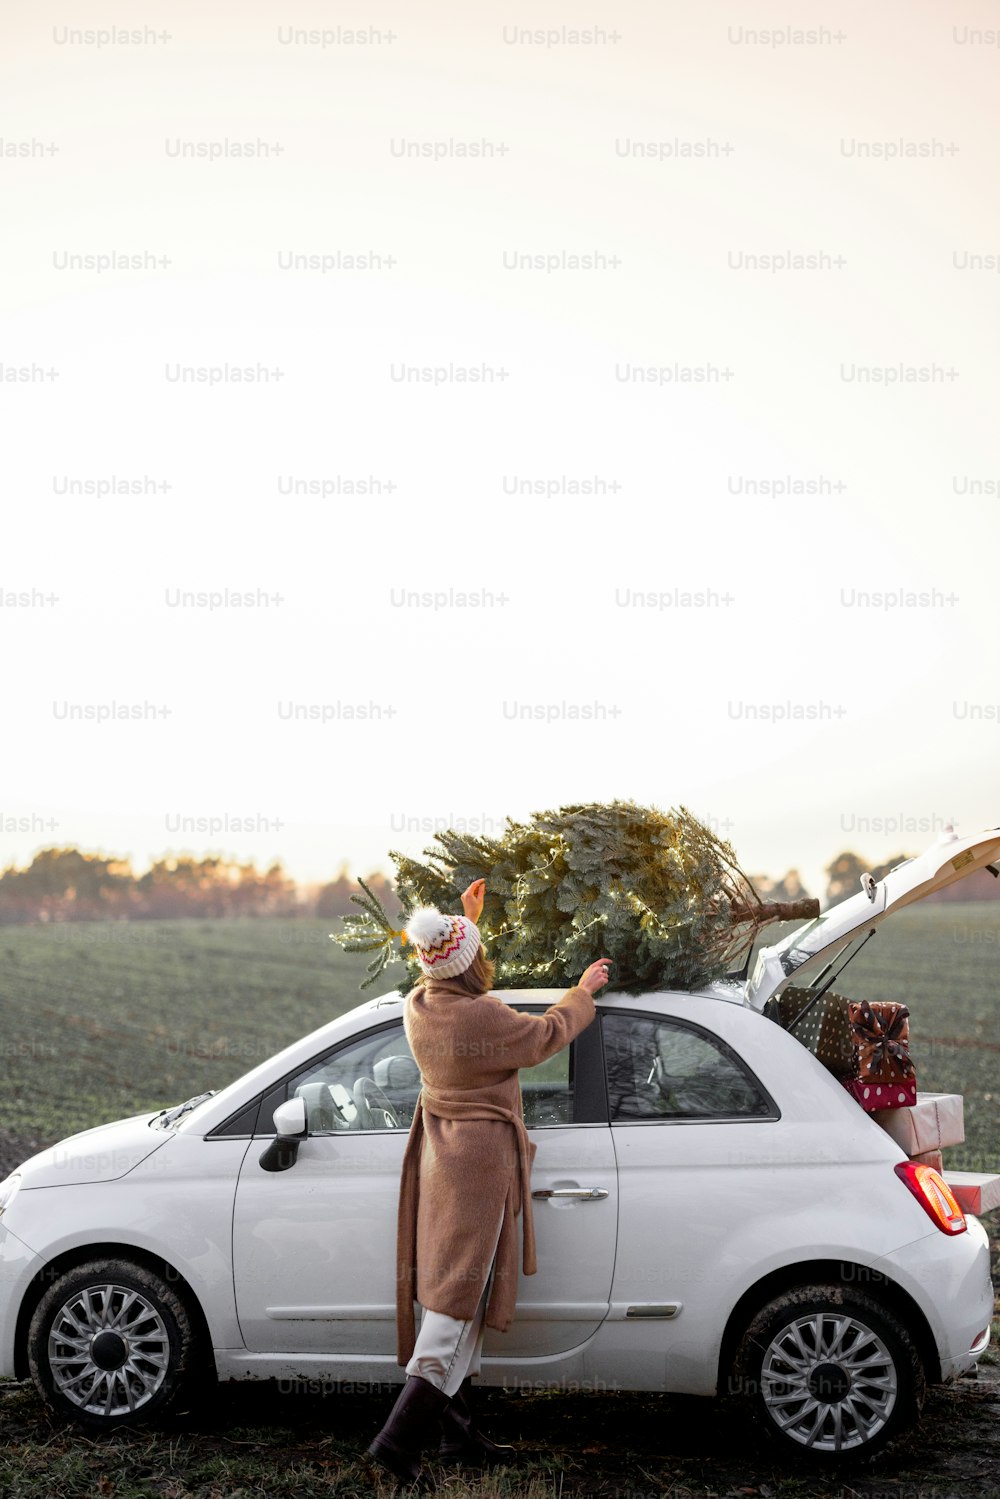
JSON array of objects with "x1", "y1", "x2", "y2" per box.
[{"x1": 870, "y1": 1091, "x2": 965, "y2": 1154}]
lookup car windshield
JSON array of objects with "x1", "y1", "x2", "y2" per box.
[{"x1": 150, "y1": 1091, "x2": 217, "y2": 1130}]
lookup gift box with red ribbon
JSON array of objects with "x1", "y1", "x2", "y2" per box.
[{"x1": 840, "y1": 999, "x2": 916, "y2": 1112}]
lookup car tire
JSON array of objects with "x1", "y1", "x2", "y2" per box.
[
  {"x1": 27, "y1": 1258, "x2": 204, "y2": 1429},
  {"x1": 731, "y1": 1282, "x2": 925, "y2": 1465}
]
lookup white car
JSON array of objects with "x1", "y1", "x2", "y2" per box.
[{"x1": 1, "y1": 827, "x2": 998, "y2": 1466}]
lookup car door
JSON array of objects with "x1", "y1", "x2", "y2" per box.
[
  {"x1": 232, "y1": 1017, "x2": 414, "y2": 1357},
  {"x1": 231, "y1": 1004, "x2": 617, "y2": 1359},
  {"x1": 483, "y1": 1003, "x2": 617, "y2": 1357},
  {"x1": 602, "y1": 1008, "x2": 780, "y2": 1388}
]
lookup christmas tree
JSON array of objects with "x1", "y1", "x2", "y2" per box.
[{"x1": 331, "y1": 800, "x2": 817, "y2": 995}]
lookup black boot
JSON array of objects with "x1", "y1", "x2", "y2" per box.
[
  {"x1": 437, "y1": 1376, "x2": 517, "y2": 1467},
  {"x1": 368, "y1": 1374, "x2": 451, "y2": 1488}
]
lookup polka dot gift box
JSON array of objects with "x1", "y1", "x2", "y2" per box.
[
  {"x1": 840, "y1": 998, "x2": 917, "y2": 1112},
  {"x1": 762, "y1": 986, "x2": 855, "y2": 1078}
]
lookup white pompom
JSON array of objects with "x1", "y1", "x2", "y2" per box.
[{"x1": 405, "y1": 906, "x2": 451, "y2": 947}]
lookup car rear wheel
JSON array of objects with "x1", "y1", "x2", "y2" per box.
[
  {"x1": 731, "y1": 1283, "x2": 925, "y2": 1464},
  {"x1": 27, "y1": 1259, "x2": 203, "y2": 1429}
]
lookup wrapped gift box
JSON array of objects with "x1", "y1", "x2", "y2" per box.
[
  {"x1": 870, "y1": 1092, "x2": 965, "y2": 1153},
  {"x1": 848, "y1": 999, "x2": 914, "y2": 1084},
  {"x1": 843, "y1": 1077, "x2": 917, "y2": 1111},
  {"x1": 942, "y1": 1171, "x2": 1000, "y2": 1216},
  {"x1": 763, "y1": 987, "x2": 854, "y2": 1077},
  {"x1": 839, "y1": 1000, "x2": 916, "y2": 1110},
  {"x1": 909, "y1": 1148, "x2": 944, "y2": 1173}
]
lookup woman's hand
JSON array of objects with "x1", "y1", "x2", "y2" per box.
[
  {"x1": 578, "y1": 958, "x2": 612, "y2": 995},
  {"x1": 461, "y1": 878, "x2": 486, "y2": 923}
]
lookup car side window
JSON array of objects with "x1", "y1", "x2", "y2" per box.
[
  {"x1": 284, "y1": 1007, "x2": 579, "y2": 1135},
  {"x1": 509, "y1": 1005, "x2": 575, "y2": 1127},
  {"x1": 602, "y1": 1012, "x2": 772, "y2": 1121},
  {"x1": 287, "y1": 1024, "x2": 419, "y2": 1133}
]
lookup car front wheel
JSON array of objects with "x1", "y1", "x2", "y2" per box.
[
  {"x1": 27, "y1": 1258, "x2": 203, "y2": 1428},
  {"x1": 731, "y1": 1282, "x2": 925, "y2": 1464}
]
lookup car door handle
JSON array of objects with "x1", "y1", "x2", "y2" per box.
[{"x1": 531, "y1": 1187, "x2": 609, "y2": 1200}]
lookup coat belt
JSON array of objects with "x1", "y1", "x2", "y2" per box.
[{"x1": 417, "y1": 1086, "x2": 538, "y2": 1275}]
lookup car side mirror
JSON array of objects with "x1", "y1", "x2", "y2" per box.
[{"x1": 259, "y1": 1096, "x2": 308, "y2": 1173}]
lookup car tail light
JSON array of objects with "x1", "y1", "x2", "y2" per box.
[{"x1": 894, "y1": 1161, "x2": 967, "y2": 1235}]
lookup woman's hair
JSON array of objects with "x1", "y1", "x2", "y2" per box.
[{"x1": 424, "y1": 944, "x2": 496, "y2": 996}]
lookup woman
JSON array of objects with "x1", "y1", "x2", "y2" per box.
[{"x1": 367, "y1": 878, "x2": 611, "y2": 1486}]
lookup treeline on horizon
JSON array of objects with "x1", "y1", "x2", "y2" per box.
[
  {"x1": 0, "y1": 845, "x2": 995, "y2": 927},
  {"x1": 0, "y1": 849, "x2": 395, "y2": 925}
]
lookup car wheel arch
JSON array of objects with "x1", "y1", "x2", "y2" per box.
[
  {"x1": 14, "y1": 1242, "x2": 214, "y2": 1382},
  {"x1": 715, "y1": 1258, "x2": 940, "y2": 1397}
]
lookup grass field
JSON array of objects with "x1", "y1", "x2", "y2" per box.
[
  {"x1": 1, "y1": 903, "x2": 998, "y2": 1169},
  {"x1": 0, "y1": 918, "x2": 363, "y2": 1158}
]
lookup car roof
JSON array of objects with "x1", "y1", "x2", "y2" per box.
[{"x1": 368, "y1": 980, "x2": 746, "y2": 1009}]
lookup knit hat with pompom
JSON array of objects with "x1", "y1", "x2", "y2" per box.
[{"x1": 402, "y1": 905, "x2": 481, "y2": 978}]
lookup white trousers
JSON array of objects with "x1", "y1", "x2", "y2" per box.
[{"x1": 404, "y1": 1210, "x2": 504, "y2": 1398}]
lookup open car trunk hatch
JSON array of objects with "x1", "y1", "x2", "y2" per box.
[{"x1": 745, "y1": 826, "x2": 1000, "y2": 1012}]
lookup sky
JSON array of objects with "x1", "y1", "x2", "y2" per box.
[{"x1": 2, "y1": 0, "x2": 999, "y2": 904}]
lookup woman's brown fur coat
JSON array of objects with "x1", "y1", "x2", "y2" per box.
[{"x1": 395, "y1": 977, "x2": 596, "y2": 1365}]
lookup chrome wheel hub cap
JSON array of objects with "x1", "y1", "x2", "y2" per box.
[
  {"x1": 48, "y1": 1284, "x2": 170, "y2": 1416},
  {"x1": 761, "y1": 1312, "x2": 897, "y2": 1451}
]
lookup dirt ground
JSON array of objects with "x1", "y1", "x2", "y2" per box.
[{"x1": 1, "y1": 1357, "x2": 999, "y2": 1499}]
